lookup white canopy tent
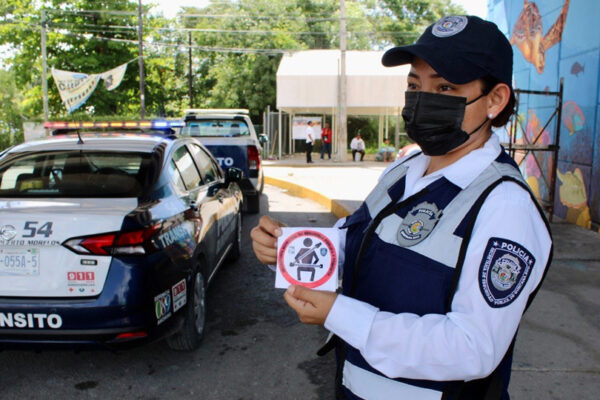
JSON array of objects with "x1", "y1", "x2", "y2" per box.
[{"x1": 275, "y1": 50, "x2": 410, "y2": 157}]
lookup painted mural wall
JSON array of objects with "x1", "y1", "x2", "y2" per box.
[{"x1": 488, "y1": 0, "x2": 600, "y2": 232}]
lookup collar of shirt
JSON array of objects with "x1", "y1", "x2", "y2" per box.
[{"x1": 401, "y1": 134, "x2": 502, "y2": 200}]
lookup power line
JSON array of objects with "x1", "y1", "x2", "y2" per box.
[
  {"x1": 43, "y1": 22, "x2": 416, "y2": 37},
  {"x1": 45, "y1": 9, "x2": 138, "y2": 17},
  {"x1": 60, "y1": 31, "x2": 297, "y2": 55},
  {"x1": 43, "y1": 8, "x2": 366, "y2": 22}
]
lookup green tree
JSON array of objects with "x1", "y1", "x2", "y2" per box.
[
  {"x1": 372, "y1": 0, "x2": 465, "y2": 46},
  {"x1": 0, "y1": 69, "x2": 24, "y2": 149}
]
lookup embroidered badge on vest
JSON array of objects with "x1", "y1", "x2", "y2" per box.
[
  {"x1": 479, "y1": 237, "x2": 535, "y2": 308},
  {"x1": 396, "y1": 202, "x2": 442, "y2": 247}
]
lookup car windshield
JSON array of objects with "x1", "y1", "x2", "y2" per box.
[
  {"x1": 0, "y1": 150, "x2": 153, "y2": 198},
  {"x1": 181, "y1": 119, "x2": 250, "y2": 137}
]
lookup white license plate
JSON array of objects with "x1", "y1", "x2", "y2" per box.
[{"x1": 0, "y1": 248, "x2": 40, "y2": 276}]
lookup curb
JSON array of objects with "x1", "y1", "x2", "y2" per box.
[{"x1": 264, "y1": 176, "x2": 353, "y2": 219}]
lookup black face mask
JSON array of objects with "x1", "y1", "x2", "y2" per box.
[{"x1": 402, "y1": 91, "x2": 488, "y2": 156}]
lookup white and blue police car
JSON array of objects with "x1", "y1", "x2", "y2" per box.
[
  {"x1": 0, "y1": 121, "x2": 243, "y2": 351},
  {"x1": 181, "y1": 109, "x2": 264, "y2": 213}
]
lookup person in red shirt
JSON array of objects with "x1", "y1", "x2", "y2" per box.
[{"x1": 320, "y1": 122, "x2": 332, "y2": 160}]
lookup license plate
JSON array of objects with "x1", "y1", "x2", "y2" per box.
[{"x1": 0, "y1": 248, "x2": 40, "y2": 276}]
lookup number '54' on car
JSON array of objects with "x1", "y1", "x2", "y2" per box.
[{"x1": 0, "y1": 130, "x2": 243, "y2": 351}]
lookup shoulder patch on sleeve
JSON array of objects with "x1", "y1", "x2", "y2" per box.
[{"x1": 479, "y1": 237, "x2": 535, "y2": 308}]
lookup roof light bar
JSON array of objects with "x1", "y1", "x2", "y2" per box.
[
  {"x1": 44, "y1": 120, "x2": 185, "y2": 133},
  {"x1": 183, "y1": 108, "x2": 249, "y2": 115}
]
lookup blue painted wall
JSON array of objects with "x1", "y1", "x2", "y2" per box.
[{"x1": 489, "y1": 0, "x2": 600, "y2": 231}]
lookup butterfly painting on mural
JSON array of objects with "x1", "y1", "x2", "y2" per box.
[
  {"x1": 510, "y1": 0, "x2": 570, "y2": 74},
  {"x1": 557, "y1": 168, "x2": 591, "y2": 229}
]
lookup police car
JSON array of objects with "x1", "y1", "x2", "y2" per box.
[
  {"x1": 0, "y1": 121, "x2": 243, "y2": 351},
  {"x1": 181, "y1": 109, "x2": 264, "y2": 213}
]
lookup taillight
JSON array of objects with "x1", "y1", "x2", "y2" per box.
[
  {"x1": 115, "y1": 331, "x2": 148, "y2": 340},
  {"x1": 64, "y1": 225, "x2": 160, "y2": 256},
  {"x1": 247, "y1": 145, "x2": 260, "y2": 170}
]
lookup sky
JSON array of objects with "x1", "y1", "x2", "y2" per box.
[{"x1": 153, "y1": 0, "x2": 487, "y2": 19}]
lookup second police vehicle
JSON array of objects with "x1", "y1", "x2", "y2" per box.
[{"x1": 181, "y1": 109, "x2": 265, "y2": 213}]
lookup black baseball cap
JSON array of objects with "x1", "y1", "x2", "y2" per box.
[{"x1": 382, "y1": 15, "x2": 513, "y2": 87}]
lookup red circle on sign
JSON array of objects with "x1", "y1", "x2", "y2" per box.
[{"x1": 277, "y1": 229, "x2": 337, "y2": 288}]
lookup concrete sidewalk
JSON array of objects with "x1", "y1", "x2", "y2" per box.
[{"x1": 262, "y1": 156, "x2": 600, "y2": 399}]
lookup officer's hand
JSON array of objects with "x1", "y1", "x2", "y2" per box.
[
  {"x1": 250, "y1": 215, "x2": 286, "y2": 265},
  {"x1": 284, "y1": 285, "x2": 337, "y2": 325}
]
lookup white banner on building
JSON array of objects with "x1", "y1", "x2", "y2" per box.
[
  {"x1": 101, "y1": 62, "x2": 128, "y2": 91},
  {"x1": 292, "y1": 116, "x2": 322, "y2": 140}
]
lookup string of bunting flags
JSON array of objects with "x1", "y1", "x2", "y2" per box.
[{"x1": 51, "y1": 57, "x2": 137, "y2": 113}]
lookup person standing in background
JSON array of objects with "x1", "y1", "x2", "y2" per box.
[
  {"x1": 305, "y1": 121, "x2": 315, "y2": 164},
  {"x1": 321, "y1": 122, "x2": 332, "y2": 160}
]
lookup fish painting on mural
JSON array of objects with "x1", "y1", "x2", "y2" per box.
[
  {"x1": 570, "y1": 62, "x2": 584, "y2": 77},
  {"x1": 510, "y1": 0, "x2": 570, "y2": 74}
]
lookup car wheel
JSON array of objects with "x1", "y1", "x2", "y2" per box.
[
  {"x1": 245, "y1": 193, "x2": 260, "y2": 214},
  {"x1": 166, "y1": 270, "x2": 206, "y2": 351},
  {"x1": 226, "y1": 211, "x2": 242, "y2": 262}
]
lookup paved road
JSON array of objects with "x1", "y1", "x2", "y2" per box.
[
  {"x1": 0, "y1": 186, "x2": 337, "y2": 400},
  {"x1": 1, "y1": 182, "x2": 598, "y2": 399}
]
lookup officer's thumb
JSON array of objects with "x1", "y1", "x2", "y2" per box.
[{"x1": 287, "y1": 284, "x2": 308, "y2": 300}]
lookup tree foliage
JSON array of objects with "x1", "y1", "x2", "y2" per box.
[{"x1": 0, "y1": 0, "x2": 465, "y2": 130}]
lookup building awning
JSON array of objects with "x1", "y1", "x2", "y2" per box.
[{"x1": 276, "y1": 50, "x2": 410, "y2": 115}]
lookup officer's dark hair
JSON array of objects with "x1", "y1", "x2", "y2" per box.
[{"x1": 481, "y1": 75, "x2": 515, "y2": 128}]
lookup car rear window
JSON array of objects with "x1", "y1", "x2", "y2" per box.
[
  {"x1": 181, "y1": 119, "x2": 250, "y2": 137},
  {"x1": 0, "y1": 150, "x2": 153, "y2": 198}
]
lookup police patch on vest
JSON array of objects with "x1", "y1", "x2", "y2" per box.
[
  {"x1": 479, "y1": 237, "x2": 535, "y2": 308},
  {"x1": 396, "y1": 202, "x2": 442, "y2": 247}
]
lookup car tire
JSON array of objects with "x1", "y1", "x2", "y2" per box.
[
  {"x1": 226, "y1": 211, "x2": 242, "y2": 262},
  {"x1": 166, "y1": 270, "x2": 206, "y2": 351},
  {"x1": 245, "y1": 193, "x2": 260, "y2": 214}
]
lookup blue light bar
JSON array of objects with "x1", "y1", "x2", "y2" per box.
[{"x1": 151, "y1": 120, "x2": 184, "y2": 129}]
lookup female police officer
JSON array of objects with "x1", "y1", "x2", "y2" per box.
[{"x1": 251, "y1": 15, "x2": 552, "y2": 400}]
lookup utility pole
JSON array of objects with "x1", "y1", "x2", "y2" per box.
[
  {"x1": 188, "y1": 31, "x2": 194, "y2": 107},
  {"x1": 41, "y1": 9, "x2": 49, "y2": 122},
  {"x1": 336, "y1": 0, "x2": 348, "y2": 161},
  {"x1": 137, "y1": 0, "x2": 146, "y2": 118}
]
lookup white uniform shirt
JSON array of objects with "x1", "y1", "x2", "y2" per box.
[
  {"x1": 325, "y1": 134, "x2": 552, "y2": 381},
  {"x1": 306, "y1": 126, "x2": 315, "y2": 144},
  {"x1": 350, "y1": 137, "x2": 365, "y2": 151}
]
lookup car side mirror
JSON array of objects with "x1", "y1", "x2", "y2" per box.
[
  {"x1": 258, "y1": 134, "x2": 269, "y2": 144},
  {"x1": 225, "y1": 167, "x2": 243, "y2": 184}
]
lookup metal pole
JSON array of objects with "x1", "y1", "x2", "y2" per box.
[
  {"x1": 336, "y1": 0, "x2": 348, "y2": 161},
  {"x1": 188, "y1": 31, "x2": 194, "y2": 107},
  {"x1": 41, "y1": 10, "x2": 49, "y2": 121},
  {"x1": 278, "y1": 110, "x2": 282, "y2": 160},
  {"x1": 549, "y1": 77, "x2": 564, "y2": 222},
  {"x1": 137, "y1": 0, "x2": 146, "y2": 118}
]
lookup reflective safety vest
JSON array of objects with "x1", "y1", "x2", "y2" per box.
[{"x1": 336, "y1": 150, "x2": 551, "y2": 400}]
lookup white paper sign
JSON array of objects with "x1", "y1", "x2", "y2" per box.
[{"x1": 276, "y1": 227, "x2": 339, "y2": 292}]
